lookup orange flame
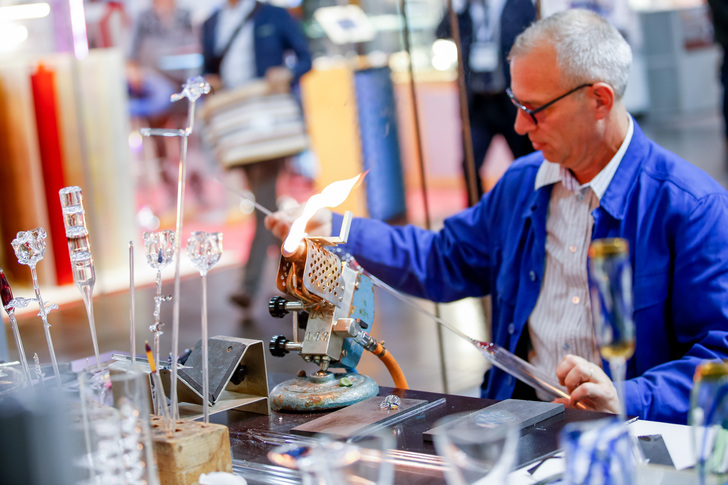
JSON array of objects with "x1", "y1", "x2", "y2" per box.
[{"x1": 283, "y1": 173, "x2": 364, "y2": 254}]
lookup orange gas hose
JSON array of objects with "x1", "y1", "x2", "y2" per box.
[{"x1": 369, "y1": 341, "x2": 409, "y2": 389}]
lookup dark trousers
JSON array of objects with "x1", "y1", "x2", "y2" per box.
[
  {"x1": 465, "y1": 91, "x2": 534, "y2": 199},
  {"x1": 240, "y1": 158, "x2": 284, "y2": 297}
]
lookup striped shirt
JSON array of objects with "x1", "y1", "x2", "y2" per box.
[{"x1": 529, "y1": 116, "x2": 634, "y2": 400}]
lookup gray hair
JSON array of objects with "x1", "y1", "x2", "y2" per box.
[{"x1": 509, "y1": 9, "x2": 632, "y2": 99}]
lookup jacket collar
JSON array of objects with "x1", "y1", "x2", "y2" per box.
[
  {"x1": 598, "y1": 117, "x2": 648, "y2": 221},
  {"x1": 532, "y1": 115, "x2": 646, "y2": 222}
]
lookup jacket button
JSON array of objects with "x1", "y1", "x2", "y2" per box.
[
  {"x1": 508, "y1": 323, "x2": 515, "y2": 334},
  {"x1": 529, "y1": 270, "x2": 536, "y2": 281}
]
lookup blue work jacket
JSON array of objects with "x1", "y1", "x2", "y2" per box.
[
  {"x1": 201, "y1": 3, "x2": 312, "y2": 85},
  {"x1": 334, "y1": 120, "x2": 728, "y2": 424}
]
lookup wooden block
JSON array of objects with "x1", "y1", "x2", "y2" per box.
[{"x1": 151, "y1": 417, "x2": 232, "y2": 485}]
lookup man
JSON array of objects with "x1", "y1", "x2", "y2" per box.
[
  {"x1": 436, "y1": 0, "x2": 535, "y2": 200},
  {"x1": 266, "y1": 9, "x2": 728, "y2": 425},
  {"x1": 128, "y1": 0, "x2": 199, "y2": 196},
  {"x1": 201, "y1": 0, "x2": 312, "y2": 316}
]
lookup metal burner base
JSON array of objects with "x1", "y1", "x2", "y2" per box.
[{"x1": 270, "y1": 372, "x2": 379, "y2": 412}]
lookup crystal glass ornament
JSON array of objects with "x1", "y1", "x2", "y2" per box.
[
  {"x1": 143, "y1": 230, "x2": 176, "y2": 413},
  {"x1": 186, "y1": 231, "x2": 222, "y2": 424},
  {"x1": 12, "y1": 228, "x2": 61, "y2": 386},
  {"x1": 380, "y1": 394, "x2": 401, "y2": 410},
  {"x1": 171, "y1": 76, "x2": 211, "y2": 103},
  {"x1": 13, "y1": 227, "x2": 47, "y2": 267},
  {"x1": 186, "y1": 232, "x2": 223, "y2": 276},
  {"x1": 59, "y1": 186, "x2": 101, "y2": 368},
  {"x1": 33, "y1": 353, "x2": 45, "y2": 390},
  {"x1": 144, "y1": 230, "x2": 176, "y2": 271}
]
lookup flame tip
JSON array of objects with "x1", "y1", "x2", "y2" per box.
[{"x1": 283, "y1": 172, "x2": 364, "y2": 250}]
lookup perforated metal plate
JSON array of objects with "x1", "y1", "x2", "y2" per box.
[{"x1": 303, "y1": 240, "x2": 347, "y2": 306}]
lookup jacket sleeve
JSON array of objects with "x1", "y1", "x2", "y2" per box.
[
  {"x1": 331, "y1": 197, "x2": 500, "y2": 303},
  {"x1": 623, "y1": 192, "x2": 728, "y2": 424},
  {"x1": 278, "y1": 10, "x2": 312, "y2": 84},
  {"x1": 201, "y1": 14, "x2": 219, "y2": 76}
]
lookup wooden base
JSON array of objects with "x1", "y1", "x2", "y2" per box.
[{"x1": 151, "y1": 417, "x2": 232, "y2": 485}]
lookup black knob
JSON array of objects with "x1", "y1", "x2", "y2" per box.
[
  {"x1": 298, "y1": 311, "x2": 309, "y2": 329},
  {"x1": 269, "y1": 335, "x2": 290, "y2": 357},
  {"x1": 269, "y1": 296, "x2": 290, "y2": 318},
  {"x1": 230, "y1": 365, "x2": 247, "y2": 385}
]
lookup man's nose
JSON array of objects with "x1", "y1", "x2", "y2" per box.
[{"x1": 514, "y1": 109, "x2": 535, "y2": 135}]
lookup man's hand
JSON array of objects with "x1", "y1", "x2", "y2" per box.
[
  {"x1": 264, "y1": 205, "x2": 334, "y2": 241},
  {"x1": 265, "y1": 66, "x2": 293, "y2": 94},
  {"x1": 555, "y1": 354, "x2": 620, "y2": 414},
  {"x1": 204, "y1": 74, "x2": 222, "y2": 93}
]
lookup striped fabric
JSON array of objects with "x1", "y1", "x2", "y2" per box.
[{"x1": 528, "y1": 116, "x2": 634, "y2": 400}]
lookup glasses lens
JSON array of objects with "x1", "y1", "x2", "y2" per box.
[{"x1": 507, "y1": 88, "x2": 537, "y2": 124}]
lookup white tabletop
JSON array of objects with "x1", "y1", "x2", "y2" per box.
[{"x1": 509, "y1": 419, "x2": 700, "y2": 485}]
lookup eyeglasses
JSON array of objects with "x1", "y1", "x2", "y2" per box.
[{"x1": 506, "y1": 83, "x2": 594, "y2": 125}]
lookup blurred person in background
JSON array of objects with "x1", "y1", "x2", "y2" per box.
[
  {"x1": 201, "y1": 0, "x2": 311, "y2": 320},
  {"x1": 127, "y1": 0, "x2": 203, "y2": 197},
  {"x1": 437, "y1": 0, "x2": 536, "y2": 201}
]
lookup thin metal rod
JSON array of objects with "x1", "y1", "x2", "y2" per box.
[
  {"x1": 397, "y1": 0, "x2": 448, "y2": 393},
  {"x1": 292, "y1": 311, "x2": 298, "y2": 343},
  {"x1": 201, "y1": 272, "x2": 210, "y2": 425},
  {"x1": 129, "y1": 241, "x2": 136, "y2": 369},
  {"x1": 7, "y1": 310, "x2": 31, "y2": 384},
  {"x1": 170, "y1": 98, "x2": 197, "y2": 421},
  {"x1": 153, "y1": 270, "x2": 163, "y2": 376},
  {"x1": 447, "y1": 0, "x2": 478, "y2": 206},
  {"x1": 30, "y1": 266, "x2": 61, "y2": 386},
  {"x1": 79, "y1": 284, "x2": 100, "y2": 368},
  {"x1": 213, "y1": 176, "x2": 273, "y2": 216},
  {"x1": 140, "y1": 128, "x2": 186, "y2": 137},
  {"x1": 366, "y1": 271, "x2": 472, "y2": 342}
]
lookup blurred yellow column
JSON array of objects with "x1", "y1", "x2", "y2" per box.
[{"x1": 300, "y1": 65, "x2": 367, "y2": 217}]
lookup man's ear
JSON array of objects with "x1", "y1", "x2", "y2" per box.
[{"x1": 591, "y1": 82, "x2": 615, "y2": 119}]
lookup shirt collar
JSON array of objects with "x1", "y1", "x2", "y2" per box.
[{"x1": 534, "y1": 115, "x2": 635, "y2": 200}]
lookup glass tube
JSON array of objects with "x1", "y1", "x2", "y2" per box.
[{"x1": 59, "y1": 186, "x2": 100, "y2": 368}]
